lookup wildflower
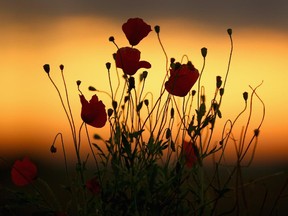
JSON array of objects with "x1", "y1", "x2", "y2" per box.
[
  {"x1": 115, "y1": 47, "x2": 151, "y2": 75},
  {"x1": 86, "y1": 177, "x2": 101, "y2": 195},
  {"x1": 80, "y1": 94, "x2": 107, "y2": 128},
  {"x1": 11, "y1": 157, "x2": 38, "y2": 186},
  {"x1": 165, "y1": 61, "x2": 199, "y2": 97},
  {"x1": 122, "y1": 18, "x2": 151, "y2": 46},
  {"x1": 182, "y1": 141, "x2": 198, "y2": 168}
]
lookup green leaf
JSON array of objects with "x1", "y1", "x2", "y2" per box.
[
  {"x1": 93, "y1": 134, "x2": 102, "y2": 140},
  {"x1": 92, "y1": 143, "x2": 105, "y2": 155},
  {"x1": 121, "y1": 134, "x2": 132, "y2": 158},
  {"x1": 136, "y1": 101, "x2": 143, "y2": 112},
  {"x1": 217, "y1": 109, "x2": 222, "y2": 118},
  {"x1": 129, "y1": 129, "x2": 144, "y2": 140}
]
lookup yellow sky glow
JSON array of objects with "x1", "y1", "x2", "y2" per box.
[{"x1": 1, "y1": 17, "x2": 288, "y2": 166}]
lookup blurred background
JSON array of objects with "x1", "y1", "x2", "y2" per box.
[{"x1": 0, "y1": 1, "x2": 288, "y2": 170}]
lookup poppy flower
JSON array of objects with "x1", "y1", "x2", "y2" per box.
[
  {"x1": 115, "y1": 47, "x2": 151, "y2": 75},
  {"x1": 80, "y1": 94, "x2": 107, "y2": 128},
  {"x1": 86, "y1": 177, "x2": 101, "y2": 195},
  {"x1": 122, "y1": 18, "x2": 152, "y2": 46},
  {"x1": 182, "y1": 141, "x2": 198, "y2": 168},
  {"x1": 165, "y1": 61, "x2": 199, "y2": 97},
  {"x1": 11, "y1": 157, "x2": 38, "y2": 186}
]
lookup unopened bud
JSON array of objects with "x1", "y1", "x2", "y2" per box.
[
  {"x1": 128, "y1": 77, "x2": 135, "y2": 92},
  {"x1": 219, "y1": 88, "x2": 224, "y2": 96},
  {"x1": 50, "y1": 145, "x2": 57, "y2": 153},
  {"x1": 243, "y1": 92, "x2": 248, "y2": 101},
  {"x1": 106, "y1": 62, "x2": 111, "y2": 70},
  {"x1": 227, "y1": 28, "x2": 232, "y2": 36},
  {"x1": 88, "y1": 86, "x2": 97, "y2": 91},
  {"x1": 170, "y1": 107, "x2": 174, "y2": 119},
  {"x1": 191, "y1": 90, "x2": 196, "y2": 96},
  {"x1": 154, "y1": 25, "x2": 160, "y2": 34},
  {"x1": 76, "y1": 80, "x2": 81, "y2": 86},
  {"x1": 59, "y1": 64, "x2": 64, "y2": 71},
  {"x1": 144, "y1": 99, "x2": 149, "y2": 106},
  {"x1": 201, "y1": 47, "x2": 207, "y2": 58},
  {"x1": 142, "y1": 71, "x2": 148, "y2": 79},
  {"x1": 166, "y1": 128, "x2": 171, "y2": 139},
  {"x1": 112, "y1": 100, "x2": 118, "y2": 110},
  {"x1": 43, "y1": 64, "x2": 50, "y2": 74},
  {"x1": 254, "y1": 129, "x2": 260, "y2": 137},
  {"x1": 216, "y1": 76, "x2": 222, "y2": 89},
  {"x1": 109, "y1": 36, "x2": 115, "y2": 42},
  {"x1": 107, "y1": 108, "x2": 113, "y2": 117}
]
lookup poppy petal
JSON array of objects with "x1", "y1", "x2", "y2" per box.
[
  {"x1": 11, "y1": 157, "x2": 38, "y2": 186},
  {"x1": 80, "y1": 94, "x2": 107, "y2": 128},
  {"x1": 122, "y1": 18, "x2": 152, "y2": 46}
]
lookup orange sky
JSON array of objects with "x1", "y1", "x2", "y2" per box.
[{"x1": 1, "y1": 12, "x2": 288, "y2": 166}]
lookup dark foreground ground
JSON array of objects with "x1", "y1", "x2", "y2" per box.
[{"x1": 1, "y1": 161, "x2": 287, "y2": 216}]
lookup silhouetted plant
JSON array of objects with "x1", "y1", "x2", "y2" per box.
[{"x1": 4, "y1": 18, "x2": 287, "y2": 216}]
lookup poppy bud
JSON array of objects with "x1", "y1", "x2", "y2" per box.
[
  {"x1": 216, "y1": 76, "x2": 222, "y2": 89},
  {"x1": 201, "y1": 47, "x2": 207, "y2": 58},
  {"x1": 107, "y1": 108, "x2": 113, "y2": 117},
  {"x1": 112, "y1": 100, "x2": 118, "y2": 110},
  {"x1": 166, "y1": 128, "x2": 171, "y2": 139},
  {"x1": 154, "y1": 25, "x2": 160, "y2": 34},
  {"x1": 212, "y1": 102, "x2": 218, "y2": 111},
  {"x1": 144, "y1": 99, "x2": 149, "y2": 106},
  {"x1": 109, "y1": 36, "x2": 115, "y2": 42},
  {"x1": 140, "y1": 71, "x2": 147, "y2": 82},
  {"x1": 254, "y1": 129, "x2": 260, "y2": 137},
  {"x1": 227, "y1": 28, "x2": 232, "y2": 36},
  {"x1": 170, "y1": 107, "x2": 174, "y2": 119},
  {"x1": 43, "y1": 64, "x2": 50, "y2": 74},
  {"x1": 76, "y1": 80, "x2": 81, "y2": 86},
  {"x1": 88, "y1": 86, "x2": 97, "y2": 91},
  {"x1": 243, "y1": 92, "x2": 248, "y2": 101},
  {"x1": 128, "y1": 77, "x2": 135, "y2": 92},
  {"x1": 50, "y1": 145, "x2": 57, "y2": 153},
  {"x1": 59, "y1": 64, "x2": 64, "y2": 71},
  {"x1": 106, "y1": 62, "x2": 111, "y2": 70},
  {"x1": 191, "y1": 90, "x2": 196, "y2": 96},
  {"x1": 220, "y1": 88, "x2": 224, "y2": 96},
  {"x1": 142, "y1": 71, "x2": 148, "y2": 79}
]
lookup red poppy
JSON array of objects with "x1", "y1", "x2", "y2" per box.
[
  {"x1": 165, "y1": 61, "x2": 199, "y2": 97},
  {"x1": 182, "y1": 141, "x2": 198, "y2": 168},
  {"x1": 122, "y1": 18, "x2": 152, "y2": 46},
  {"x1": 80, "y1": 94, "x2": 107, "y2": 128},
  {"x1": 11, "y1": 157, "x2": 38, "y2": 186},
  {"x1": 115, "y1": 47, "x2": 151, "y2": 75},
  {"x1": 86, "y1": 177, "x2": 101, "y2": 195}
]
